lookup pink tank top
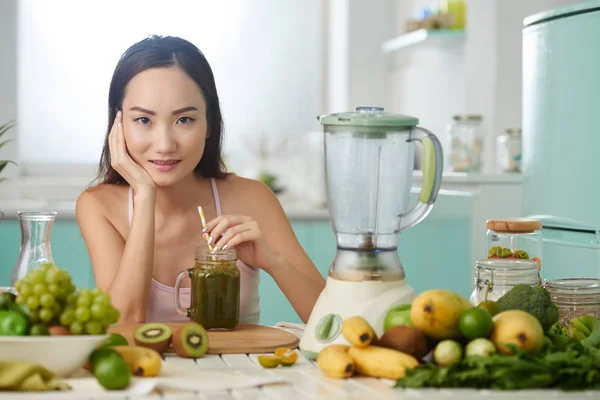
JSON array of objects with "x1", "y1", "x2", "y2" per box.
[{"x1": 128, "y1": 178, "x2": 261, "y2": 324}]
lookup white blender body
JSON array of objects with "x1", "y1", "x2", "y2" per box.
[{"x1": 300, "y1": 107, "x2": 444, "y2": 358}]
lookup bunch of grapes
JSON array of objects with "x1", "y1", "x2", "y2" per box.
[
  {"x1": 59, "y1": 288, "x2": 120, "y2": 335},
  {"x1": 14, "y1": 263, "x2": 120, "y2": 335},
  {"x1": 15, "y1": 262, "x2": 76, "y2": 326}
]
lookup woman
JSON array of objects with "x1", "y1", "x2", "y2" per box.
[{"x1": 76, "y1": 35, "x2": 325, "y2": 324}]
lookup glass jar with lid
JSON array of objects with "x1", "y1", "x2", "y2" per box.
[
  {"x1": 496, "y1": 128, "x2": 522, "y2": 173},
  {"x1": 544, "y1": 278, "x2": 600, "y2": 328},
  {"x1": 174, "y1": 247, "x2": 241, "y2": 330},
  {"x1": 470, "y1": 258, "x2": 540, "y2": 306},
  {"x1": 447, "y1": 114, "x2": 484, "y2": 173},
  {"x1": 486, "y1": 218, "x2": 542, "y2": 276}
]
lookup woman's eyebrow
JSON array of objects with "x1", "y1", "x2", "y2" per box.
[{"x1": 128, "y1": 106, "x2": 198, "y2": 115}]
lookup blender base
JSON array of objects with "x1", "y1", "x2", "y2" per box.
[{"x1": 299, "y1": 276, "x2": 414, "y2": 358}]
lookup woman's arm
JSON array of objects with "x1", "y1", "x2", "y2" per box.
[
  {"x1": 76, "y1": 187, "x2": 156, "y2": 322},
  {"x1": 207, "y1": 178, "x2": 326, "y2": 323}
]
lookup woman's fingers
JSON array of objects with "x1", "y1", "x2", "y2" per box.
[
  {"x1": 212, "y1": 223, "x2": 253, "y2": 251},
  {"x1": 204, "y1": 215, "x2": 251, "y2": 244}
]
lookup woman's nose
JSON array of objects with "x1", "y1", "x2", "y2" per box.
[{"x1": 154, "y1": 127, "x2": 177, "y2": 153}]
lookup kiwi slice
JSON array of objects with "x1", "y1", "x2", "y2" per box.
[
  {"x1": 172, "y1": 322, "x2": 209, "y2": 358},
  {"x1": 133, "y1": 323, "x2": 173, "y2": 353}
]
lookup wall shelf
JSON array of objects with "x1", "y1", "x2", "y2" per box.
[{"x1": 381, "y1": 28, "x2": 465, "y2": 53}]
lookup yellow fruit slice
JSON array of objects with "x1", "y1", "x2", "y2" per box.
[{"x1": 258, "y1": 355, "x2": 281, "y2": 368}]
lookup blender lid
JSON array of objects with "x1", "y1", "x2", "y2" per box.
[{"x1": 318, "y1": 106, "x2": 419, "y2": 127}]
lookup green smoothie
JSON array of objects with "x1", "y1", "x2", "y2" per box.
[{"x1": 188, "y1": 259, "x2": 240, "y2": 330}]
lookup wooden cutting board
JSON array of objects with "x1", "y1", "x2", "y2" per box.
[{"x1": 107, "y1": 323, "x2": 300, "y2": 354}]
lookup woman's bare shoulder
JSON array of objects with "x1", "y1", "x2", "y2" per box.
[
  {"x1": 76, "y1": 184, "x2": 130, "y2": 230},
  {"x1": 216, "y1": 174, "x2": 281, "y2": 214}
]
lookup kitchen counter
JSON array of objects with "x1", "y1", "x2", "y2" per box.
[{"x1": 0, "y1": 338, "x2": 594, "y2": 399}]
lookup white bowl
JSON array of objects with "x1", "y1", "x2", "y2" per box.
[{"x1": 0, "y1": 335, "x2": 108, "y2": 377}]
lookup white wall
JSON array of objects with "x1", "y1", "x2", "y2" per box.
[
  {"x1": 0, "y1": 0, "x2": 17, "y2": 182},
  {"x1": 387, "y1": 0, "x2": 581, "y2": 174},
  {"x1": 14, "y1": 0, "x2": 322, "y2": 175}
]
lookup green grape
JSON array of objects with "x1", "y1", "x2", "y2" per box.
[
  {"x1": 19, "y1": 282, "x2": 33, "y2": 298},
  {"x1": 66, "y1": 293, "x2": 77, "y2": 306},
  {"x1": 90, "y1": 303, "x2": 105, "y2": 320},
  {"x1": 60, "y1": 309, "x2": 75, "y2": 326},
  {"x1": 28, "y1": 309, "x2": 40, "y2": 324},
  {"x1": 39, "y1": 293, "x2": 55, "y2": 309},
  {"x1": 84, "y1": 320, "x2": 102, "y2": 335},
  {"x1": 70, "y1": 321, "x2": 83, "y2": 335},
  {"x1": 33, "y1": 283, "x2": 47, "y2": 296},
  {"x1": 39, "y1": 263, "x2": 53, "y2": 274},
  {"x1": 39, "y1": 308, "x2": 53, "y2": 323},
  {"x1": 75, "y1": 306, "x2": 90, "y2": 322},
  {"x1": 45, "y1": 268, "x2": 61, "y2": 285},
  {"x1": 28, "y1": 269, "x2": 45, "y2": 284},
  {"x1": 79, "y1": 288, "x2": 92, "y2": 297},
  {"x1": 106, "y1": 306, "x2": 120, "y2": 324},
  {"x1": 91, "y1": 288, "x2": 103, "y2": 296},
  {"x1": 51, "y1": 302, "x2": 61, "y2": 318},
  {"x1": 76, "y1": 294, "x2": 91, "y2": 308},
  {"x1": 15, "y1": 296, "x2": 26, "y2": 305},
  {"x1": 47, "y1": 283, "x2": 60, "y2": 296},
  {"x1": 15, "y1": 280, "x2": 24, "y2": 293},
  {"x1": 93, "y1": 292, "x2": 111, "y2": 306},
  {"x1": 26, "y1": 296, "x2": 40, "y2": 310}
]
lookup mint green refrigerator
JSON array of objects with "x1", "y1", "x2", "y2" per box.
[{"x1": 522, "y1": 1, "x2": 600, "y2": 281}]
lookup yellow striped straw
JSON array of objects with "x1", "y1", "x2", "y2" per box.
[{"x1": 197, "y1": 206, "x2": 214, "y2": 252}]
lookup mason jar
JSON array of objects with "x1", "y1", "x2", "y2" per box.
[
  {"x1": 447, "y1": 114, "x2": 484, "y2": 173},
  {"x1": 545, "y1": 278, "x2": 600, "y2": 328},
  {"x1": 174, "y1": 247, "x2": 241, "y2": 330},
  {"x1": 496, "y1": 128, "x2": 522, "y2": 173},
  {"x1": 486, "y1": 218, "x2": 542, "y2": 279},
  {"x1": 470, "y1": 258, "x2": 540, "y2": 306}
]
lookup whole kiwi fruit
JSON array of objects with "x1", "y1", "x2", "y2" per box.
[{"x1": 379, "y1": 325, "x2": 429, "y2": 360}]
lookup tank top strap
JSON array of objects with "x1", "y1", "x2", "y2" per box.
[
  {"x1": 128, "y1": 186, "x2": 133, "y2": 226},
  {"x1": 210, "y1": 178, "x2": 223, "y2": 216}
]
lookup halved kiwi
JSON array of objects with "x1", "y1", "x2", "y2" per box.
[
  {"x1": 134, "y1": 323, "x2": 173, "y2": 353},
  {"x1": 172, "y1": 322, "x2": 209, "y2": 358}
]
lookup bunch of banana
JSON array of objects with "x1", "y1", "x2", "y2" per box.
[
  {"x1": 316, "y1": 316, "x2": 419, "y2": 380},
  {"x1": 112, "y1": 345, "x2": 162, "y2": 377}
]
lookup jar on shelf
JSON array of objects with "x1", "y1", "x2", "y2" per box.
[
  {"x1": 486, "y1": 218, "x2": 542, "y2": 277},
  {"x1": 544, "y1": 278, "x2": 600, "y2": 328},
  {"x1": 447, "y1": 114, "x2": 484, "y2": 173},
  {"x1": 496, "y1": 128, "x2": 522, "y2": 173},
  {"x1": 470, "y1": 258, "x2": 540, "y2": 306}
]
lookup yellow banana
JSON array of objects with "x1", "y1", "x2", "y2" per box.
[
  {"x1": 348, "y1": 345, "x2": 419, "y2": 380},
  {"x1": 112, "y1": 345, "x2": 162, "y2": 377},
  {"x1": 341, "y1": 316, "x2": 377, "y2": 348},
  {"x1": 316, "y1": 344, "x2": 355, "y2": 379}
]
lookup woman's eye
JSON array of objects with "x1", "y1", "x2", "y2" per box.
[
  {"x1": 135, "y1": 117, "x2": 151, "y2": 125},
  {"x1": 177, "y1": 117, "x2": 194, "y2": 124}
]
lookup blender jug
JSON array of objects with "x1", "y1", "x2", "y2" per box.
[{"x1": 319, "y1": 107, "x2": 444, "y2": 281}]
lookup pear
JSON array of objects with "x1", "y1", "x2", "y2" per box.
[
  {"x1": 410, "y1": 289, "x2": 473, "y2": 340},
  {"x1": 491, "y1": 310, "x2": 544, "y2": 355}
]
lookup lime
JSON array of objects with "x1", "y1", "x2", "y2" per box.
[
  {"x1": 92, "y1": 353, "x2": 131, "y2": 390},
  {"x1": 89, "y1": 348, "x2": 120, "y2": 370},
  {"x1": 477, "y1": 300, "x2": 500, "y2": 316},
  {"x1": 459, "y1": 308, "x2": 494, "y2": 340},
  {"x1": 383, "y1": 304, "x2": 413, "y2": 331},
  {"x1": 100, "y1": 333, "x2": 129, "y2": 348}
]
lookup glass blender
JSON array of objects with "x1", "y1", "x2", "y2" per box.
[{"x1": 299, "y1": 107, "x2": 444, "y2": 357}]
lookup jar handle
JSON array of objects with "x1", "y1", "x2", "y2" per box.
[
  {"x1": 173, "y1": 270, "x2": 189, "y2": 317},
  {"x1": 399, "y1": 126, "x2": 444, "y2": 231}
]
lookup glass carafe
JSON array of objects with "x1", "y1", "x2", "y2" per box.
[
  {"x1": 10, "y1": 212, "x2": 57, "y2": 288},
  {"x1": 319, "y1": 107, "x2": 443, "y2": 281}
]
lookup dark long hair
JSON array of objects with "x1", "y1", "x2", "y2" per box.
[{"x1": 95, "y1": 35, "x2": 227, "y2": 185}]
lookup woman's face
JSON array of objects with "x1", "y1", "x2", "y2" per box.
[{"x1": 121, "y1": 66, "x2": 207, "y2": 187}]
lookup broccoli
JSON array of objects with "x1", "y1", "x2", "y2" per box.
[{"x1": 495, "y1": 284, "x2": 559, "y2": 332}]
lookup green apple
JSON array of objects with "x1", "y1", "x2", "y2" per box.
[{"x1": 383, "y1": 304, "x2": 413, "y2": 332}]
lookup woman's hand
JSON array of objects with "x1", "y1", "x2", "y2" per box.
[
  {"x1": 109, "y1": 111, "x2": 156, "y2": 192},
  {"x1": 203, "y1": 215, "x2": 278, "y2": 271}
]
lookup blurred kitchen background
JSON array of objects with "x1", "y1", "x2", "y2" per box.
[{"x1": 1, "y1": 0, "x2": 598, "y2": 325}]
